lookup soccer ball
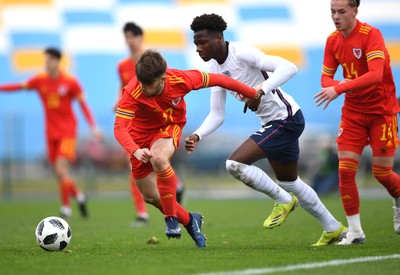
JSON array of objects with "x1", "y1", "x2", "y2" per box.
[{"x1": 35, "y1": 216, "x2": 72, "y2": 251}]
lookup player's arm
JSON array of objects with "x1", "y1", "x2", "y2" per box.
[
  {"x1": 185, "y1": 89, "x2": 227, "y2": 153},
  {"x1": 236, "y1": 44, "x2": 296, "y2": 112},
  {"x1": 0, "y1": 74, "x2": 40, "y2": 92},
  {"x1": 314, "y1": 59, "x2": 384, "y2": 109},
  {"x1": 237, "y1": 43, "x2": 297, "y2": 94},
  {"x1": 0, "y1": 82, "x2": 29, "y2": 92},
  {"x1": 317, "y1": 57, "x2": 385, "y2": 107},
  {"x1": 114, "y1": 111, "x2": 139, "y2": 155},
  {"x1": 114, "y1": 66, "x2": 125, "y2": 111},
  {"x1": 321, "y1": 40, "x2": 340, "y2": 88},
  {"x1": 202, "y1": 72, "x2": 259, "y2": 99},
  {"x1": 71, "y1": 78, "x2": 102, "y2": 140},
  {"x1": 76, "y1": 96, "x2": 103, "y2": 140},
  {"x1": 113, "y1": 85, "x2": 123, "y2": 111},
  {"x1": 333, "y1": 57, "x2": 385, "y2": 94},
  {"x1": 334, "y1": 28, "x2": 387, "y2": 94},
  {"x1": 113, "y1": 94, "x2": 153, "y2": 163}
]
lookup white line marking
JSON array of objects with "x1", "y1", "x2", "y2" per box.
[{"x1": 192, "y1": 254, "x2": 400, "y2": 275}]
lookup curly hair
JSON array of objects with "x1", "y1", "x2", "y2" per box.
[{"x1": 190, "y1": 13, "x2": 227, "y2": 33}]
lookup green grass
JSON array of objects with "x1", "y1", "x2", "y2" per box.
[{"x1": 1, "y1": 195, "x2": 399, "y2": 275}]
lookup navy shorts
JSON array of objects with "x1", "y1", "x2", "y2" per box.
[{"x1": 250, "y1": 110, "x2": 305, "y2": 163}]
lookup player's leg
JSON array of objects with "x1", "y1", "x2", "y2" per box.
[
  {"x1": 257, "y1": 110, "x2": 346, "y2": 245},
  {"x1": 56, "y1": 137, "x2": 88, "y2": 218},
  {"x1": 336, "y1": 110, "x2": 367, "y2": 245},
  {"x1": 369, "y1": 114, "x2": 400, "y2": 234},
  {"x1": 148, "y1": 127, "x2": 183, "y2": 239},
  {"x1": 175, "y1": 176, "x2": 186, "y2": 205},
  {"x1": 226, "y1": 138, "x2": 296, "y2": 229},
  {"x1": 150, "y1": 126, "x2": 206, "y2": 247},
  {"x1": 47, "y1": 139, "x2": 71, "y2": 218},
  {"x1": 235, "y1": 111, "x2": 313, "y2": 229},
  {"x1": 136, "y1": 171, "x2": 205, "y2": 248},
  {"x1": 129, "y1": 174, "x2": 149, "y2": 227},
  {"x1": 273, "y1": 160, "x2": 346, "y2": 246}
]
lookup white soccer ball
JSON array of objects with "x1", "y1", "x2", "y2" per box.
[{"x1": 35, "y1": 216, "x2": 72, "y2": 251}]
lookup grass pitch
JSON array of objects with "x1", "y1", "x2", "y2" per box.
[{"x1": 1, "y1": 194, "x2": 399, "y2": 275}]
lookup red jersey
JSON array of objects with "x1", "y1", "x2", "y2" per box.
[
  {"x1": 25, "y1": 71, "x2": 84, "y2": 139},
  {"x1": 321, "y1": 20, "x2": 399, "y2": 115},
  {"x1": 114, "y1": 69, "x2": 256, "y2": 155},
  {"x1": 117, "y1": 57, "x2": 136, "y2": 87}
]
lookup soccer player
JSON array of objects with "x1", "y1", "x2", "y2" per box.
[
  {"x1": 0, "y1": 47, "x2": 102, "y2": 218},
  {"x1": 113, "y1": 49, "x2": 263, "y2": 247},
  {"x1": 314, "y1": 0, "x2": 400, "y2": 244},
  {"x1": 185, "y1": 13, "x2": 347, "y2": 246},
  {"x1": 116, "y1": 22, "x2": 186, "y2": 227}
]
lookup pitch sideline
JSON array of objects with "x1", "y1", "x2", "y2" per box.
[{"x1": 192, "y1": 254, "x2": 400, "y2": 275}]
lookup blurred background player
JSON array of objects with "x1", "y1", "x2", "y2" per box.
[
  {"x1": 310, "y1": 135, "x2": 339, "y2": 196},
  {"x1": 115, "y1": 22, "x2": 185, "y2": 227},
  {"x1": 314, "y1": 0, "x2": 400, "y2": 244},
  {"x1": 0, "y1": 47, "x2": 103, "y2": 218}
]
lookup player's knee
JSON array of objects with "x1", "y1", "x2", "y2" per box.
[
  {"x1": 372, "y1": 165, "x2": 392, "y2": 184},
  {"x1": 226, "y1": 159, "x2": 245, "y2": 180},
  {"x1": 338, "y1": 159, "x2": 358, "y2": 185},
  {"x1": 150, "y1": 155, "x2": 169, "y2": 171},
  {"x1": 142, "y1": 194, "x2": 159, "y2": 206}
]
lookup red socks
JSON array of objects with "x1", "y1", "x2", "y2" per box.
[
  {"x1": 156, "y1": 166, "x2": 177, "y2": 217},
  {"x1": 130, "y1": 175, "x2": 147, "y2": 216},
  {"x1": 338, "y1": 158, "x2": 360, "y2": 216},
  {"x1": 59, "y1": 179, "x2": 78, "y2": 206},
  {"x1": 373, "y1": 165, "x2": 400, "y2": 198},
  {"x1": 156, "y1": 166, "x2": 190, "y2": 225}
]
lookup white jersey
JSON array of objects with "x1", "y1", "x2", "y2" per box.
[{"x1": 194, "y1": 41, "x2": 301, "y2": 140}]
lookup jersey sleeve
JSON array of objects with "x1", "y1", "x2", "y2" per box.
[
  {"x1": 117, "y1": 62, "x2": 124, "y2": 84},
  {"x1": 235, "y1": 43, "x2": 297, "y2": 93},
  {"x1": 183, "y1": 70, "x2": 256, "y2": 98},
  {"x1": 321, "y1": 35, "x2": 340, "y2": 88},
  {"x1": 69, "y1": 78, "x2": 84, "y2": 100},
  {"x1": 114, "y1": 86, "x2": 140, "y2": 155},
  {"x1": 25, "y1": 75, "x2": 40, "y2": 90},
  {"x1": 193, "y1": 88, "x2": 227, "y2": 140}
]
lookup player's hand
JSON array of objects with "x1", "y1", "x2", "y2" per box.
[
  {"x1": 244, "y1": 88, "x2": 264, "y2": 113},
  {"x1": 185, "y1": 134, "x2": 199, "y2": 155},
  {"x1": 339, "y1": 78, "x2": 352, "y2": 84},
  {"x1": 244, "y1": 97, "x2": 261, "y2": 113},
  {"x1": 91, "y1": 127, "x2": 104, "y2": 142},
  {"x1": 133, "y1": 148, "x2": 153, "y2": 163},
  {"x1": 313, "y1": 86, "x2": 339, "y2": 110}
]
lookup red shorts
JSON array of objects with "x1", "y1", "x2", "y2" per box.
[
  {"x1": 130, "y1": 124, "x2": 182, "y2": 179},
  {"x1": 337, "y1": 109, "x2": 398, "y2": 156},
  {"x1": 47, "y1": 137, "x2": 76, "y2": 164}
]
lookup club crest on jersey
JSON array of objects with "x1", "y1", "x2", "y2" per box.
[
  {"x1": 353, "y1": 48, "x2": 362, "y2": 59},
  {"x1": 57, "y1": 84, "x2": 68, "y2": 96},
  {"x1": 172, "y1": 97, "x2": 182, "y2": 106},
  {"x1": 222, "y1": 70, "x2": 232, "y2": 77},
  {"x1": 221, "y1": 70, "x2": 243, "y2": 99}
]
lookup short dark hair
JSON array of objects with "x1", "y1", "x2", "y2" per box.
[
  {"x1": 44, "y1": 47, "x2": 62, "y2": 60},
  {"x1": 190, "y1": 13, "x2": 227, "y2": 33},
  {"x1": 135, "y1": 49, "x2": 167, "y2": 85},
  {"x1": 349, "y1": 0, "x2": 360, "y2": 7},
  {"x1": 123, "y1": 22, "x2": 143, "y2": 36}
]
